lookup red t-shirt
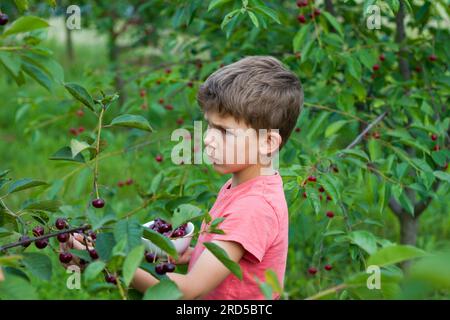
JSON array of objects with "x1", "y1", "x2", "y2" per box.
[{"x1": 187, "y1": 172, "x2": 289, "y2": 299}]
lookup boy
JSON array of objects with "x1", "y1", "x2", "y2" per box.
[{"x1": 67, "y1": 56, "x2": 303, "y2": 299}]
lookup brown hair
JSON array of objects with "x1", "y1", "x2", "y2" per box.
[{"x1": 197, "y1": 56, "x2": 303, "y2": 149}]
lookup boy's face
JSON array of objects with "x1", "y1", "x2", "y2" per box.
[{"x1": 204, "y1": 111, "x2": 269, "y2": 174}]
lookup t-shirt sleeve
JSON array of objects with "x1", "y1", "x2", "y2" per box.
[{"x1": 210, "y1": 195, "x2": 278, "y2": 264}]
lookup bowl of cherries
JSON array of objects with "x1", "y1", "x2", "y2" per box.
[{"x1": 141, "y1": 218, "x2": 194, "y2": 257}]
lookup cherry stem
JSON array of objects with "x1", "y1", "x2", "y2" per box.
[
  {"x1": 0, "y1": 224, "x2": 91, "y2": 252},
  {"x1": 93, "y1": 107, "x2": 105, "y2": 199}
]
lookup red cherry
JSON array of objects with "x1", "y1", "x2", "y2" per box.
[
  {"x1": 379, "y1": 54, "x2": 385, "y2": 62},
  {"x1": 91, "y1": 198, "x2": 105, "y2": 209},
  {"x1": 35, "y1": 239, "x2": 48, "y2": 249},
  {"x1": 187, "y1": 81, "x2": 193, "y2": 88},
  {"x1": 125, "y1": 178, "x2": 133, "y2": 186},
  {"x1": 140, "y1": 89, "x2": 146, "y2": 97},
  {"x1": 59, "y1": 252, "x2": 73, "y2": 263},
  {"x1": 326, "y1": 195, "x2": 332, "y2": 201},
  {"x1": 105, "y1": 274, "x2": 117, "y2": 284},
  {"x1": 372, "y1": 64, "x2": 380, "y2": 71},
  {"x1": 77, "y1": 127, "x2": 85, "y2": 134},
  {"x1": 145, "y1": 252, "x2": 158, "y2": 263},
  {"x1": 431, "y1": 134, "x2": 438, "y2": 141},
  {"x1": 318, "y1": 186, "x2": 325, "y2": 193},
  {"x1": 176, "y1": 118, "x2": 184, "y2": 125},
  {"x1": 57, "y1": 233, "x2": 70, "y2": 243},
  {"x1": 302, "y1": 192, "x2": 307, "y2": 199},
  {"x1": 33, "y1": 226, "x2": 45, "y2": 237},
  {"x1": 308, "y1": 267, "x2": 317, "y2": 275},
  {"x1": 307, "y1": 176, "x2": 317, "y2": 182},
  {"x1": 165, "y1": 68, "x2": 172, "y2": 74},
  {"x1": 433, "y1": 145, "x2": 440, "y2": 151},
  {"x1": 155, "y1": 263, "x2": 166, "y2": 275},
  {"x1": 19, "y1": 236, "x2": 32, "y2": 248},
  {"x1": 155, "y1": 154, "x2": 163, "y2": 162},
  {"x1": 76, "y1": 109, "x2": 84, "y2": 117},
  {"x1": 324, "y1": 264, "x2": 333, "y2": 271},
  {"x1": 297, "y1": 14, "x2": 307, "y2": 24},
  {"x1": 118, "y1": 181, "x2": 124, "y2": 187},
  {"x1": 326, "y1": 211, "x2": 335, "y2": 218},
  {"x1": 428, "y1": 55, "x2": 437, "y2": 62},
  {"x1": 141, "y1": 103, "x2": 148, "y2": 110},
  {"x1": 164, "y1": 262, "x2": 176, "y2": 273},
  {"x1": 89, "y1": 249, "x2": 99, "y2": 260},
  {"x1": 313, "y1": 8, "x2": 321, "y2": 16},
  {"x1": 295, "y1": 127, "x2": 301, "y2": 133},
  {"x1": 69, "y1": 128, "x2": 78, "y2": 136},
  {"x1": 296, "y1": 0, "x2": 308, "y2": 7},
  {"x1": 164, "y1": 104, "x2": 173, "y2": 111},
  {"x1": 372, "y1": 132, "x2": 380, "y2": 139},
  {"x1": 414, "y1": 66, "x2": 422, "y2": 73},
  {"x1": 55, "y1": 218, "x2": 67, "y2": 230}
]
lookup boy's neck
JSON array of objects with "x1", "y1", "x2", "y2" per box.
[{"x1": 231, "y1": 164, "x2": 276, "y2": 188}]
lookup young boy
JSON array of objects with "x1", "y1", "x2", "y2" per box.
[
  {"x1": 67, "y1": 56, "x2": 303, "y2": 299},
  {"x1": 133, "y1": 56, "x2": 303, "y2": 299}
]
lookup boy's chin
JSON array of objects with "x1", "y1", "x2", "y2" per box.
[{"x1": 211, "y1": 163, "x2": 250, "y2": 174}]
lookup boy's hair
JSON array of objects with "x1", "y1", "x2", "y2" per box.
[{"x1": 197, "y1": 56, "x2": 303, "y2": 149}]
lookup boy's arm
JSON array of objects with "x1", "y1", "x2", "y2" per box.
[{"x1": 131, "y1": 240, "x2": 245, "y2": 299}]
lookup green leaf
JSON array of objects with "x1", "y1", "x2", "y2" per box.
[
  {"x1": 321, "y1": 11, "x2": 343, "y2": 37},
  {"x1": 14, "y1": 0, "x2": 29, "y2": 12},
  {"x1": 248, "y1": 11, "x2": 259, "y2": 28},
  {"x1": 367, "y1": 245, "x2": 426, "y2": 267},
  {"x1": 325, "y1": 120, "x2": 348, "y2": 137},
  {"x1": 293, "y1": 24, "x2": 311, "y2": 53},
  {"x1": 208, "y1": 0, "x2": 232, "y2": 11},
  {"x1": 0, "y1": 274, "x2": 38, "y2": 299},
  {"x1": 142, "y1": 227, "x2": 178, "y2": 259},
  {"x1": 171, "y1": 204, "x2": 203, "y2": 229},
  {"x1": 305, "y1": 184, "x2": 321, "y2": 214},
  {"x1": 346, "y1": 55, "x2": 362, "y2": 79},
  {"x1": 22, "y1": 61, "x2": 53, "y2": 92},
  {"x1": 0, "y1": 52, "x2": 22, "y2": 77},
  {"x1": 22, "y1": 253, "x2": 52, "y2": 281},
  {"x1": 22, "y1": 199, "x2": 62, "y2": 212},
  {"x1": 96, "y1": 232, "x2": 116, "y2": 261},
  {"x1": 0, "y1": 169, "x2": 11, "y2": 179},
  {"x1": 64, "y1": 83, "x2": 95, "y2": 112},
  {"x1": 109, "y1": 114, "x2": 153, "y2": 132},
  {"x1": 123, "y1": 245, "x2": 145, "y2": 286},
  {"x1": 319, "y1": 174, "x2": 340, "y2": 203},
  {"x1": 49, "y1": 146, "x2": 86, "y2": 163},
  {"x1": 221, "y1": 9, "x2": 240, "y2": 30},
  {"x1": 348, "y1": 230, "x2": 378, "y2": 255},
  {"x1": 84, "y1": 261, "x2": 106, "y2": 282},
  {"x1": 203, "y1": 242, "x2": 242, "y2": 280},
  {"x1": 253, "y1": 5, "x2": 280, "y2": 24},
  {"x1": 149, "y1": 172, "x2": 164, "y2": 195},
  {"x1": 339, "y1": 149, "x2": 370, "y2": 162},
  {"x1": 433, "y1": 171, "x2": 450, "y2": 184},
  {"x1": 2, "y1": 16, "x2": 49, "y2": 37},
  {"x1": 114, "y1": 219, "x2": 143, "y2": 254},
  {"x1": 143, "y1": 279, "x2": 183, "y2": 300},
  {"x1": 70, "y1": 139, "x2": 94, "y2": 158},
  {"x1": 8, "y1": 178, "x2": 48, "y2": 194}
]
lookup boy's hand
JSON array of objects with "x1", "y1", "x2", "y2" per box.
[
  {"x1": 168, "y1": 246, "x2": 194, "y2": 265},
  {"x1": 59, "y1": 233, "x2": 94, "y2": 270}
]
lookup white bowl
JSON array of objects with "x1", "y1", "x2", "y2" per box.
[{"x1": 141, "y1": 221, "x2": 194, "y2": 258}]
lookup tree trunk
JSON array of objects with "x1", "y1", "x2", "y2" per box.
[
  {"x1": 66, "y1": 27, "x2": 74, "y2": 61},
  {"x1": 108, "y1": 30, "x2": 126, "y2": 106},
  {"x1": 395, "y1": 0, "x2": 411, "y2": 80}
]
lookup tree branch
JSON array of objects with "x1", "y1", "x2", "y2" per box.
[
  {"x1": 339, "y1": 110, "x2": 388, "y2": 154},
  {"x1": 0, "y1": 224, "x2": 91, "y2": 252}
]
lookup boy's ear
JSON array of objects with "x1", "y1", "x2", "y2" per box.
[{"x1": 259, "y1": 129, "x2": 282, "y2": 156}]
